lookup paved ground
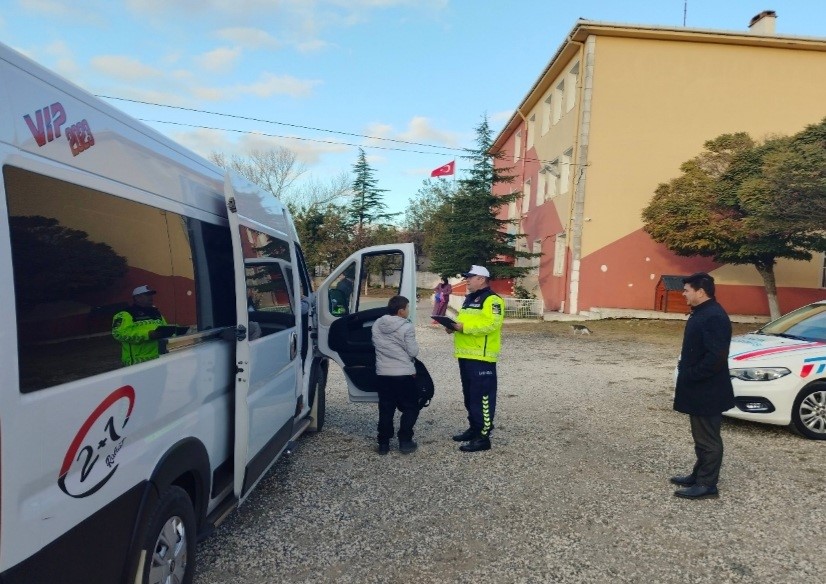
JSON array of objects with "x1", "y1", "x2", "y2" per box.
[{"x1": 194, "y1": 307, "x2": 824, "y2": 583}]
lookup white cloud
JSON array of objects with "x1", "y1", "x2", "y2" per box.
[
  {"x1": 195, "y1": 46, "x2": 242, "y2": 73},
  {"x1": 91, "y1": 55, "x2": 163, "y2": 81},
  {"x1": 169, "y1": 127, "x2": 350, "y2": 165},
  {"x1": 216, "y1": 27, "x2": 281, "y2": 50},
  {"x1": 490, "y1": 110, "x2": 514, "y2": 126},
  {"x1": 363, "y1": 117, "x2": 460, "y2": 149},
  {"x1": 42, "y1": 40, "x2": 81, "y2": 78}
]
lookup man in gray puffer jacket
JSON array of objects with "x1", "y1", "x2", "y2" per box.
[{"x1": 371, "y1": 295, "x2": 420, "y2": 455}]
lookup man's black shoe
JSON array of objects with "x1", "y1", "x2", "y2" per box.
[
  {"x1": 377, "y1": 443, "x2": 389, "y2": 455},
  {"x1": 459, "y1": 437, "x2": 491, "y2": 452},
  {"x1": 674, "y1": 484, "x2": 719, "y2": 499},
  {"x1": 452, "y1": 429, "x2": 476, "y2": 442},
  {"x1": 669, "y1": 474, "x2": 696, "y2": 486},
  {"x1": 399, "y1": 441, "x2": 418, "y2": 454}
]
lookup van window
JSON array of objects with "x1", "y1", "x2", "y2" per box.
[{"x1": 3, "y1": 165, "x2": 201, "y2": 392}]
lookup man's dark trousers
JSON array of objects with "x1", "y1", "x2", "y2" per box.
[
  {"x1": 689, "y1": 414, "x2": 724, "y2": 486},
  {"x1": 458, "y1": 358, "x2": 497, "y2": 437},
  {"x1": 377, "y1": 375, "x2": 419, "y2": 444}
]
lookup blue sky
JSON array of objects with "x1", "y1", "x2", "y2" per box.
[{"x1": 3, "y1": 0, "x2": 826, "y2": 215}]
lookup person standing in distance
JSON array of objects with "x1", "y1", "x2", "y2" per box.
[
  {"x1": 371, "y1": 295, "x2": 420, "y2": 455},
  {"x1": 112, "y1": 285, "x2": 169, "y2": 366},
  {"x1": 447, "y1": 265, "x2": 505, "y2": 452},
  {"x1": 672, "y1": 272, "x2": 735, "y2": 499}
]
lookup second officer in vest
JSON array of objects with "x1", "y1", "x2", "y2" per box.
[{"x1": 448, "y1": 265, "x2": 505, "y2": 452}]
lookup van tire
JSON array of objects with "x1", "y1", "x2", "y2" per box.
[{"x1": 138, "y1": 486, "x2": 196, "y2": 584}]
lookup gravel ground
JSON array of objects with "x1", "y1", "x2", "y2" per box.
[{"x1": 194, "y1": 308, "x2": 825, "y2": 584}]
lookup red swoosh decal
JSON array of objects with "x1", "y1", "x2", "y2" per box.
[{"x1": 732, "y1": 341, "x2": 826, "y2": 361}]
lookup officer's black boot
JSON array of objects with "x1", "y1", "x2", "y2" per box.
[
  {"x1": 459, "y1": 436, "x2": 491, "y2": 452},
  {"x1": 452, "y1": 428, "x2": 476, "y2": 442}
]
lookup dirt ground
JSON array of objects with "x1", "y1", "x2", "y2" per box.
[{"x1": 194, "y1": 315, "x2": 821, "y2": 584}]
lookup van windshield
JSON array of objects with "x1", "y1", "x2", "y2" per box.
[{"x1": 760, "y1": 303, "x2": 826, "y2": 341}]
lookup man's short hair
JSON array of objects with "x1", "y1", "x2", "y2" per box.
[
  {"x1": 387, "y1": 295, "x2": 409, "y2": 315},
  {"x1": 683, "y1": 272, "x2": 715, "y2": 298}
]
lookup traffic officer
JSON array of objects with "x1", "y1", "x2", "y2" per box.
[
  {"x1": 448, "y1": 265, "x2": 505, "y2": 452},
  {"x1": 112, "y1": 284, "x2": 169, "y2": 366}
]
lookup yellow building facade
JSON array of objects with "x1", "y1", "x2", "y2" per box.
[{"x1": 492, "y1": 13, "x2": 826, "y2": 316}]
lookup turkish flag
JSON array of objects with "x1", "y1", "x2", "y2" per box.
[{"x1": 430, "y1": 160, "x2": 455, "y2": 177}]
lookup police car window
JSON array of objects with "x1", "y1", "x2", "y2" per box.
[{"x1": 3, "y1": 165, "x2": 197, "y2": 392}]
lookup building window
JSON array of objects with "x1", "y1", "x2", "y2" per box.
[
  {"x1": 527, "y1": 115, "x2": 536, "y2": 150},
  {"x1": 561, "y1": 149, "x2": 572, "y2": 194},
  {"x1": 523, "y1": 179, "x2": 531, "y2": 213},
  {"x1": 553, "y1": 234, "x2": 566, "y2": 276},
  {"x1": 542, "y1": 94, "x2": 552, "y2": 135},
  {"x1": 553, "y1": 80, "x2": 564, "y2": 124},
  {"x1": 537, "y1": 171, "x2": 546, "y2": 206},
  {"x1": 549, "y1": 159, "x2": 560, "y2": 198},
  {"x1": 566, "y1": 62, "x2": 579, "y2": 113},
  {"x1": 533, "y1": 239, "x2": 542, "y2": 268},
  {"x1": 514, "y1": 131, "x2": 522, "y2": 161}
]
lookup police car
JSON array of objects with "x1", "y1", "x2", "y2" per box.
[{"x1": 727, "y1": 301, "x2": 826, "y2": 439}]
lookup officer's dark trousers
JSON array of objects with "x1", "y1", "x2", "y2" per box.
[
  {"x1": 458, "y1": 359, "x2": 497, "y2": 438},
  {"x1": 376, "y1": 375, "x2": 419, "y2": 444},
  {"x1": 689, "y1": 414, "x2": 724, "y2": 487}
]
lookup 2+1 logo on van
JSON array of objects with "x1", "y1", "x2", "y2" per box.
[{"x1": 58, "y1": 385, "x2": 134, "y2": 498}]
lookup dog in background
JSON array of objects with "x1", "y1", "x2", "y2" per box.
[{"x1": 571, "y1": 324, "x2": 592, "y2": 335}]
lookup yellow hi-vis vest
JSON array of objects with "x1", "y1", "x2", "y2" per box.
[{"x1": 453, "y1": 288, "x2": 504, "y2": 362}]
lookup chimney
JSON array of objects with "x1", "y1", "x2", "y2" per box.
[{"x1": 748, "y1": 10, "x2": 777, "y2": 35}]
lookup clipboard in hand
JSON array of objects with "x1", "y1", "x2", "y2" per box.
[{"x1": 431, "y1": 315, "x2": 457, "y2": 330}]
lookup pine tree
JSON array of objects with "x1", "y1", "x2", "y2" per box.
[
  {"x1": 348, "y1": 148, "x2": 395, "y2": 232},
  {"x1": 430, "y1": 115, "x2": 537, "y2": 278}
]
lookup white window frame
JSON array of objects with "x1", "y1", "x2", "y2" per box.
[
  {"x1": 537, "y1": 171, "x2": 546, "y2": 206},
  {"x1": 553, "y1": 80, "x2": 564, "y2": 124},
  {"x1": 542, "y1": 94, "x2": 552, "y2": 135},
  {"x1": 553, "y1": 234, "x2": 566, "y2": 276},
  {"x1": 523, "y1": 179, "x2": 531, "y2": 213},
  {"x1": 514, "y1": 130, "x2": 522, "y2": 162},
  {"x1": 565, "y1": 62, "x2": 579, "y2": 113},
  {"x1": 560, "y1": 149, "x2": 572, "y2": 194},
  {"x1": 533, "y1": 239, "x2": 542, "y2": 268},
  {"x1": 527, "y1": 115, "x2": 535, "y2": 150}
]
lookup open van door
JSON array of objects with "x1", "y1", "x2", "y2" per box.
[
  {"x1": 224, "y1": 172, "x2": 301, "y2": 502},
  {"x1": 316, "y1": 243, "x2": 417, "y2": 403}
]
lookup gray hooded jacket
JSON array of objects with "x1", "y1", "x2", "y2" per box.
[{"x1": 371, "y1": 314, "x2": 419, "y2": 376}]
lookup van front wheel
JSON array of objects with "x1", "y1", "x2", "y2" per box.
[{"x1": 140, "y1": 486, "x2": 196, "y2": 584}]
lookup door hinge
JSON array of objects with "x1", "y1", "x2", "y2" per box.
[
  {"x1": 227, "y1": 197, "x2": 237, "y2": 213},
  {"x1": 235, "y1": 324, "x2": 247, "y2": 341}
]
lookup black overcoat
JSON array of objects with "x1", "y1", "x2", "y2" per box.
[{"x1": 674, "y1": 299, "x2": 735, "y2": 416}]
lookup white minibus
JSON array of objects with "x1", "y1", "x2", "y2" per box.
[{"x1": 0, "y1": 41, "x2": 415, "y2": 584}]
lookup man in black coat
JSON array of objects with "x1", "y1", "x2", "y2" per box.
[{"x1": 672, "y1": 272, "x2": 735, "y2": 499}]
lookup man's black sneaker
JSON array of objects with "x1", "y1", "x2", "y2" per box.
[
  {"x1": 452, "y1": 429, "x2": 476, "y2": 442},
  {"x1": 399, "y1": 441, "x2": 418, "y2": 454},
  {"x1": 378, "y1": 443, "x2": 390, "y2": 455},
  {"x1": 459, "y1": 437, "x2": 491, "y2": 452}
]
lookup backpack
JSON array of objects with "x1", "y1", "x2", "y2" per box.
[{"x1": 413, "y1": 358, "x2": 435, "y2": 409}]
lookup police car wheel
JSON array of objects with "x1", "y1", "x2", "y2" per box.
[
  {"x1": 141, "y1": 486, "x2": 196, "y2": 584},
  {"x1": 791, "y1": 383, "x2": 826, "y2": 440}
]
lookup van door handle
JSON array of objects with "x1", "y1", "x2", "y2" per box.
[{"x1": 289, "y1": 331, "x2": 297, "y2": 360}]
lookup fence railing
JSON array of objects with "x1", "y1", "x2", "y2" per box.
[{"x1": 503, "y1": 297, "x2": 543, "y2": 319}]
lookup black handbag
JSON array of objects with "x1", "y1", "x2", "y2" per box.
[{"x1": 413, "y1": 358, "x2": 435, "y2": 409}]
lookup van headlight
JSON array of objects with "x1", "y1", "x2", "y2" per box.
[{"x1": 729, "y1": 367, "x2": 791, "y2": 381}]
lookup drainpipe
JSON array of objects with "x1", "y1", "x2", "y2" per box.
[{"x1": 565, "y1": 35, "x2": 594, "y2": 315}]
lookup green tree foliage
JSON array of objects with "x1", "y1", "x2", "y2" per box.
[
  {"x1": 348, "y1": 148, "x2": 396, "y2": 231},
  {"x1": 642, "y1": 121, "x2": 826, "y2": 319},
  {"x1": 292, "y1": 204, "x2": 354, "y2": 275},
  {"x1": 10, "y1": 216, "x2": 128, "y2": 309},
  {"x1": 430, "y1": 115, "x2": 538, "y2": 279}
]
